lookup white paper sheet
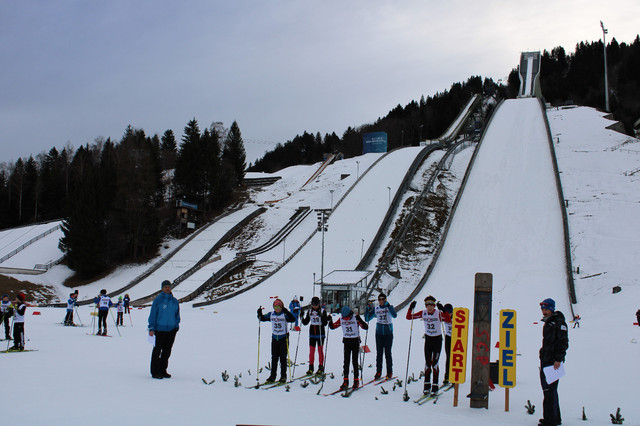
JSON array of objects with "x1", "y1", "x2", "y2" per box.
[{"x1": 543, "y1": 363, "x2": 565, "y2": 384}]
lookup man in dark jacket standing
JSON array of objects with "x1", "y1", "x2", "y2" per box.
[
  {"x1": 148, "y1": 280, "x2": 180, "y2": 379},
  {"x1": 539, "y1": 298, "x2": 569, "y2": 426}
]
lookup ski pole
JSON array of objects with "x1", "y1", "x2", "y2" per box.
[
  {"x1": 360, "y1": 325, "x2": 369, "y2": 381},
  {"x1": 74, "y1": 306, "x2": 84, "y2": 326},
  {"x1": 6, "y1": 316, "x2": 14, "y2": 351},
  {"x1": 109, "y1": 308, "x2": 121, "y2": 337},
  {"x1": 286, "y1": 332, "x2": 292, "y2": 381},
  {"x1": 256, "y1": 307, "x2": 262, "y2": 388},
  {"x1": 91, "y1": 305, "x2": 97, "y2": 335},
  {"x1": 292, "y1": 317, "x2": 302, "y2": 378},
  {"x1": 128, "y1": 309, "x2": 133, "y2": 326},
  {"x1": 403, "y1": 316, "x2": 415, "y2": 401},
  {"x1": 317, "y1": 323, "x2": 330, "y2": 395}
]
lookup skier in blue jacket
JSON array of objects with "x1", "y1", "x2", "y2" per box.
[
  {"x1": 148, "y1": 280, "x2": 180, "y2": 379},
  {"x1": 258, "y1": 298, "x2": 295, "y2": 383},
  {"x1": 365, "y1": 292, "x2": 397, "y2": 379}
]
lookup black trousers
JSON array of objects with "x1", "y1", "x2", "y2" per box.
[
  {"x1": 270, "y1": 336, "x2": 289, "y2": 380},
  {"x1": 540, "y1": 366, "x2": 562, "y2": 425},
  {"x1": 116, "y1": 312, "x2": 123, "y2": 326},
  {"x1": 343, "y1": 337, "x2": 360, "y2": 379},
  {"x1": 375, "y1": 333, "x2": 393, "y2": 376},
  {"x1": 3, "y1": 314, "x2": 11, "y2": 338},
  {"x1": 98, "y1": 310, "x2": 108, "y2": 332},
  {"x1": 443, "y1": 334, "x2": 451, "y2": 382},
  {"x1": 13, "y1": 322, "x2": 24, "y2": 349},
  {"x1": 424, "y1": 334, "x2": 442, "y2": 384},
  {"x1": 150, "y1": 329, "x2": 178, "y2": 377},
  {"x1": 64, "y1": 310, "x2": 74, "y2": 325}
]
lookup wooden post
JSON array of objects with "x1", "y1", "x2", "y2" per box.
[
  {"x1": 453, "y1": 383, "x2": 459, "y2": 407},
  {"x1": 469, "y1": 272, "x2": 492, "y2": 409},
  {"x1": 505, "y1": 388, "x2": 510, "y2": 412}
]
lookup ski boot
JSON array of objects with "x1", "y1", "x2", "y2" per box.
[
  {"x1": 265, "y1": 375, "x2": 276, "y2": 384},
  {"x1": 353, "y1": 378, "x2": 360, "y2": 389},
  {"x1": 431, "y1": 384, "x2": 439, "y2": 395},
  {"x1": 374, "y1": 372, "x2": 382, "y2": 380},
  {"x1": 423, "y1": 382, "x2": 431, "y2": 395},
  {"x1": 339, "y1": 378, "x2": 349, "y2": 391},
  {"x1": 97, "y1": 329, "x2": 103, "y2": 336},
  {"x1": 278, "y1": 376, "x2": 287, "y2": 384},
  {"x1": 385, "y1": 371, "x2": 393, "y2": 380},
  {"x1": 316, "y1": 365, "x2": 324, "y2": 375},
  {"x1": 306, "y1": 364, "x2": 314, "y2": 375}
]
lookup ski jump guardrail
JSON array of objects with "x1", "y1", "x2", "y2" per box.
[
  {"x1": 300, "y1": 154, "x2": 335, "y2": 189},
  {"x1": 393, "y1": 99, "x2": 502, "y2": 312},
  {"x1": 518, "y1": 51, "x2": 542, "y2": 98},
  {"x1": 237, "y1": 206, "x2": 311, "y2": 258},
  {"x1": 356, "y1": 143, "x2": 442, "y2": 271},
  {"x1": 538, "y1": 98, "x2": 577, "y2": 308},
  {"x1": 192, "y1": 150, "x2": 396, "y2": 307},
  {"x1": 359, "y1": 137, "x2": 475, "y2": 303},
  {"x1": 435, "y1": 94, "x2": 481, "y2": 143},
  {"x1": 130, "y1": 207, "x2": 266, "y2": 306},
  {"x1": 0, "y1": 223, "x2": 61, "y2": 265}
]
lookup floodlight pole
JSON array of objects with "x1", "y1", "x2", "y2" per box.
[
  {"x1": 316, "y1": 209, "x2": 330, "y2": 286},
  {"x1": 600, "y1": 20, "x2": 610, "y2": 112}
]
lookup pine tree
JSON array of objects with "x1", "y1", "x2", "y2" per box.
[{"x1": 222, "y1": 121, "x2": 247, "y2": 186}]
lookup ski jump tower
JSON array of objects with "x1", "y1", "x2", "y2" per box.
[{"x1": 518, "y1": 51, "x2": 542, "y2": 98}]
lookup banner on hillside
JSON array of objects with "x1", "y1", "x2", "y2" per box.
[{"x1": 363, "y1": 132, "x2": 387, "y2": 154}]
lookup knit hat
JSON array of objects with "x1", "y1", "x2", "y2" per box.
[
  {"x1": 100, "y1": 289, "x2": 107, "y2": 295},
  {"x1": 378, "y1": 292, "x2": 386, "y2": 299},
  {"x1": 17, "y1": 292, "x2": 26, "y2": 301},
  {"x1": 2, "y1": 294, "x2": 8, "y2": 299},
  {"x1": 311, "y1": 296, "x2": 320, "y2": 306},
  {"x1": 341, "y1": 305, "x2": 352, "y2": 318},
  {"x1": 424, "y1": 295, "x2": 436, "y2": 304},
  {"x1": 161, "y1": 280, "x2": 171, "y2": 288},
  {"x1": 118, "y1": 296, "x2": 123, "y2": 301},
  {"x1": 443, "y1": 303, "x2": 453, "y2": 313},
  {"x1": 540, "y1": 298, "x2": 556, "y2": 312},
  {"x1": 273, "y1": 298, "x2": 284, "y2": 308}
]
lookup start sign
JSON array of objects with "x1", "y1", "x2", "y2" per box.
[
  {"x1": 498, "y1": 309, "x2": 517, "y2": 388},
  {"x1": 449, "y1": 307, "x2": 469, "y2": 384}
]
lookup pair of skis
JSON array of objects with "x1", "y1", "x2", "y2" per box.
[
  {"x1": 413, "y1": 383, "x2": 454, "y2": 405},
  {"x1": 240, "y1": 371, "x2": 326, "y2": 389},
  {"x1": 322, "y1": 375, "x2": 397, "y2": 396}
]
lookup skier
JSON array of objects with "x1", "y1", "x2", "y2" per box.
[
  {"x1": 94, "y1": 289, "x2": 113, "y2": 336},
  {"x1": 571, "y1": 314, "x2": 580, "y2": 329},
  {"x1": 328, "y1": 305, "x2": 368, "y2": 390},
  {"x1": 115, "y1": 296, "x2": 125, "y2": 326},
  {"x1": 1, "y1": 294, "x2": 12, "y2": 340},
  {"x1": 301, "y1": 296, "x2": 328, "y2": 375},
  {"x1": 289, "y1": 296, "x2": 301, "y2": 331},
  {"x1": 257, "y1": 298, "x2": 295, "y2": 383},
  {"x1": 148, "y1": 280, "x2": 180, "y2": 379},
  {"x1": 64, "y1": 292, "x2": 78, "y2": 326},
  {"x1": 636, "y1": 309, "x2": 640, "y2": 326},
  {"x1": 123, "y1": 294, "x2": 131, "y2": 314},
  {"x1": 406, "y1": 295, "x2": 451, "y2": 395},
  {"x1": 364, "y1": 292, "x2": 397, "y2": 380},
  {"x1": 9, "y1": 293, "x2": 27, "y2": 351},
  {"x1": 538, "y1": 298, "x2": 569, "y2": 426}
]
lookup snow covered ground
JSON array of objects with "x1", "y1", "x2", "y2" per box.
[{"x1": 2, "y1": 99, "x2": 640, "y2": 425}]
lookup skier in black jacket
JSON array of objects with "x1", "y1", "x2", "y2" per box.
[{"x1": 538, "y1": 298, "x2": 569, "y2": 426}]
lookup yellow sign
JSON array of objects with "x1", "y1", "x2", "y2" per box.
[
  {"x1": 449, "y1": 307, "x2": 469, "y2": 384},
  {"x1": 498, "y1": 309, "x2": 517, "y2": 388}
]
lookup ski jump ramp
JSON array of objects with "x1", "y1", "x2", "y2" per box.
[
  {"x1": 414, "y1": 98, "x2": 570, "y2": 312},
  {"x1": 518, "y1": 51, "x2": 542, "y2": 98}
]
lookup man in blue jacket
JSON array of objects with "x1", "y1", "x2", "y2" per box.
[
  {"x1": 365, "y1": 292, "x2": 397, "y2": 380},
  {"x1": 148, "y1": 280, "x2": 180, "y2": 379}
]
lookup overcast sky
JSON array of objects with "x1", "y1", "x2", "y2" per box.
[{"x1": 1, "y1": 0, "x2": 638, "y2": 166}]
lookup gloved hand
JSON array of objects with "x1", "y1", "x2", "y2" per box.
[
  {"x1": 409, "y1": 301, "x2": 417, "y2": 311},
  {"x1": 437, "y1": 302, "x2": 444, "y2": 311},
  {"x1": 257, "y1": 307, "x2": 263, "y2": 317}
]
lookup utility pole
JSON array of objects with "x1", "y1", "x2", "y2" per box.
[
  {"x1": 600, "y1": 21, "x2": 610, "y2": 112},
  {"x1": 316, "y1": 209, "x2": 331, "y2": 286}
]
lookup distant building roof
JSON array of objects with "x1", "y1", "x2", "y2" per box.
[{"x1": 320, "y1": 270, "x2": 373, "y2": 286}]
